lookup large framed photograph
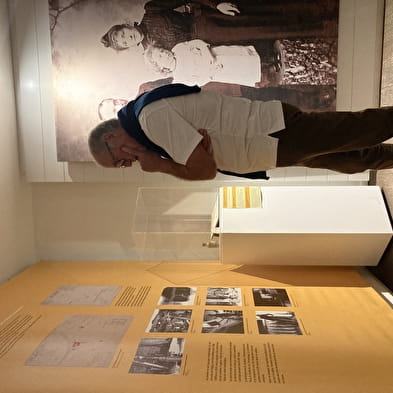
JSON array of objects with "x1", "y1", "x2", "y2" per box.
[{"x1": 48, "y1": 0, "x2": 339, "y2": 162}]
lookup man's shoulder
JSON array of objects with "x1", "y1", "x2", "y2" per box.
[{"x1": 142, "y1": 89, "x2": 221, "y2": 114}]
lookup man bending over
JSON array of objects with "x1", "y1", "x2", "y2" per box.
[{"x1": 88, "y1": 84, "x2": 393, "y2": 180}]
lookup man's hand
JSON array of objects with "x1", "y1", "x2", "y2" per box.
[
  {"x1": 217, "y1": 2, "x2": 240, "y2": 16},
  {"x1": 120, "y1": 144, "x2": 163, "y2": 172},
  {"x1": 134, "y1": 149, "x2": 165, "y2": 173},
  {"x1": 119, "y1": 141, "x2": 147, "y2": 167},
  {"x1": 121, "y1": 132, "x2": 217, "y2": 180},
  {"x1": 197, "y1": 128, "x2": 213, "y2": 156}
]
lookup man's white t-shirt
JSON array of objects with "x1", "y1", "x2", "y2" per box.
[{"x1": 138, "y1": 90, "x2": 285, "y2": 173}]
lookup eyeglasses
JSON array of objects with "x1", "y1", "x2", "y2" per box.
[{"x1": 104, "y1": 141, "x2": 128, "y2": 168}]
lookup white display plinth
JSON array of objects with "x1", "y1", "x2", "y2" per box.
[{"x1": 219, "y1": 186, "x2": 392, "y2": 265}]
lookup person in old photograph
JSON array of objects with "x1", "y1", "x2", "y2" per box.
[
  {"x1": 101, "y1": 1, "x2": 337, "y2": 89},
  {"x1": 143, "y1": 39, "x2": 282, "y2": 87},
  {"x1": 143, "y1": 38, "x2": 336, "y2": 88},
  {"x1": 88, "y1": 84, "x2": 393, "y2": 180},
  {"x1": 100, "y1": 0, "x2": 338, "y2": 52}
]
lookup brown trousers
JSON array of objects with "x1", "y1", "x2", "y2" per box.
[{"x1": 271, "y1": 103, "x2": 393, "y2": 173}]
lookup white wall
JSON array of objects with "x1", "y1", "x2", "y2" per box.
[
  {"x1": 7, "y1": 0, "x2": 387, "y2": 264},
  {"x1": 0, "y1": 0, "x2": 36, "y2": 283},
  {"x1": 32, "y1": 183, "x2": 140, "y2": 261}
]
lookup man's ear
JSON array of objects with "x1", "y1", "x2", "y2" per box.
[{"x1": 102, "y1": 131, "x2": 117, "y2": 142}]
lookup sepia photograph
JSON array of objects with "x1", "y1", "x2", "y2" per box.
[
  {"x1": 146, "y1": 309, "x2": 192, "y2": 333},
  {"x1": 158, "y1": 287, "x2": 197, "y2": 305},
  {"x1": 252, "y1": 288, "x2": 291, "y2": 307},
  {"x1": 205, "y1": 287, "x2": 242, "y2": 306},
  {"x1": 48, "y1": 0, "x2": 339, "y2": 162},
  {"x1": 129, "y1": 337, "x2": 185, "y2": 374},
  {"x1": 256, "y1": 311, "x2": 302, "y2": 335},
  {"x1": 202, "y1": 310, "x2": 244, "y2": 333}
]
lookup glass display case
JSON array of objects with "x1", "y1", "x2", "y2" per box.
[{"x1": 132, "y1": 187, "x2": 219, "y2": 260}]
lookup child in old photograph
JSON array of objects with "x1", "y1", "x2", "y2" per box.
[
  {"x1": 143, "y1": 38, "x2": 337, "y2": 88},
  {"x1": 143, "y1": 39, "x2": 283, "y2": 87}
]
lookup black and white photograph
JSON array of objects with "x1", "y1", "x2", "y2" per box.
[
  {"x1": 48, "y1": 0, "x2": 339, "y2": 162},
  {"x1": 129, "y1": 338, "x2": 185, "y2": 375},
  {"x1": 158, "y1": 287, "x2": 196, "y2": 305},
  {"x1": 146, "y1": 309, "x2": 192, "y2": 333},
  {"x1": 256, "y1": 311, "x2": 302, "y2": 335},
  {"x1": 205, "y1": 287, "x2": 242, "y2": 306},
  {"x1": 252, "y1": 288, "x2": 291, "y2": 307},
  {"x1": 202, "y1": 310, "x2": 244, "y2": 333}
]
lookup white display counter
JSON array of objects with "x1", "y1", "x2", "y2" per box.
[{"x1": 219, "y1": 186, "x2": 392, "y2": 265}]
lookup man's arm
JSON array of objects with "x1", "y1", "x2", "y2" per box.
[
  {"x1": 136, "y1": 140, "x2": 217, "y2": 180},
  {"x1": 121, "y1": 128, "x2": 217, "y2": 180}
]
